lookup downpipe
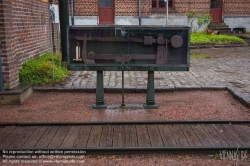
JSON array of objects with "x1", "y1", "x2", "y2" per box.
[{"x1": 0, "y1": 43, "x2": 3, "y2": 92}]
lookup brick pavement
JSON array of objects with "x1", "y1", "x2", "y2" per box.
[{"x1": 34, "y1": 46, "x2": 250, "y2": 105}]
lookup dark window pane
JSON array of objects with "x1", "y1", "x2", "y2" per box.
[
  {"x1": 211, "y1": 0, "x2": 220, "y2": 8},
  {"x1": 152, "y1": 0, "x2": 173, "y2": 9},
  {"x1": 99, "y1": 1, "x2": 105, "y2": 7},
  {"x1": 159, "y1": 0, "x2": 165, "y2": 8},
  {"x1": 210, "y1": 3, "x2": 215, "y2": 8},
  {"x1": 152, "y1": 0, "x2": 156, "y2": 8},
  {"x1": 106, "y1": 1, "x2": 112, "y2": 7},
  {"x1": 169, "y1": 0, "x2": 173, "y2": 8},
  {"x1": 215, "y1": 3, "x2": 220, "y2": 8}
]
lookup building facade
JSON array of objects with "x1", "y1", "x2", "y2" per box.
[
  {"x1": 0, "y1": 0, "x2": 249, "y2": 90},
  {"x1": 72, "y1": 0, "x2": 250, "y2": 31},
  {"x1": 0, "y1": 0, "x2": 59, "y2": 89}
]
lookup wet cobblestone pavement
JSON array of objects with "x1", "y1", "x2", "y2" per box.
[{"x1": 34, "y1": 46, "x2": 250, "y2": 102}]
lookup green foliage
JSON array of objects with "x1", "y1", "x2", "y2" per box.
[
  {"x1": 190, "y1": 53, "x2": 211, "y2": 59},
  {"x1": 19, "y1": 52, "x2": 68, "y2": 84},
  {"x1": 213, "y1": 153, "x2": 221, "y2": 159},
  {"x1": 191, "y1": 33, "x2": 246, "y2": 45},
  {"x1": 246, "y1": 34, "x2": 250, "y2": 39},
  {"x1": 191, "y1": 33, "x2": 211, "y2": 44},
  {"x1": 186, "y1": 11, "x2": 212, "y2": 32}
]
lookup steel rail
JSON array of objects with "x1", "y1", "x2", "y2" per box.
[
  {"x1": 1, "y1": 147, "x2": 250, "y2": 152},
  {"x1": 0, "y1": 120, "x2": 250, "y2": 126}
]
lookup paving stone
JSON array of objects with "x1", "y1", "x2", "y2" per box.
[{"x1": 34, "y1": 47, "x2": 250, "y2": 105}]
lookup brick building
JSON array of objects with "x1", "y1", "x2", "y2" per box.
[
  {"x1": 0, "y1": 0, "x2": 249, "y2": 90},
  {"x1": 0, "y1": 0, "x2": 59, "y2": 90},
  {"x1": 72, "y1": 0, "x2": 250, "y2": 31}
]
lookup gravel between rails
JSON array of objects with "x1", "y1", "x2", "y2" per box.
[
  {"x1": 0, "y1": 90, "x2": 250, "y2": 123},
  {"x1": 0, "y1": 90, "x2": 250, "y2": 165}
]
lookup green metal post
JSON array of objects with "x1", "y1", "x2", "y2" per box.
[
  {"x1": 120, "y1": 70, "x2": 126, "y2": 108},
  {"x1": 59, "y1": 0, "x2": 69, "y2": 62},
  {"x1": 93, "y1": 71, "x2": 107, "y2": 109},
  {"x1": 144, "y1": 71, "x2": 158, "y2": 109}
]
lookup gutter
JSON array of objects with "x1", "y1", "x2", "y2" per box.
[
  {"x1": 71, "y1": 0, "x2": 74, "y2": 25},
  {"x1": 138, "y1": 0, "x2": 141, "y2": 25}
]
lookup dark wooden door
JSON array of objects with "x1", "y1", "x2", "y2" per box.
[
  {"x1": 98, "y1": 0, "x2": 114, "y2": 24},
  {"x1": 210, "y1": 0, "x2": 223, "y2": 22}
]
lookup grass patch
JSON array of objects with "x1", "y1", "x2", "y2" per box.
[
  {"x1": 19, "y1": 52, "x2": 68, "y2": 84},
  {"x1": 190, "y1": 53, "x2": 211, "y2": 59},
  {"x1": 191, "y1": 33, "x2": 246, "y2": 45},
  {"x1": 246, "y1": 34, "x2": 250, "y2": 39}
]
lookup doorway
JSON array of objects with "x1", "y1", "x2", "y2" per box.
[
  {"x1": 210, "y1": 0, "x2": 223, "y2": 22},
  {"x1": 98, "y1": 0, "x2": 114, "y2": 24}
]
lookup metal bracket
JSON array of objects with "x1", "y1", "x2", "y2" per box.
[{"x1": 73, "y1": 41, "x2": 82, "y2": 61}]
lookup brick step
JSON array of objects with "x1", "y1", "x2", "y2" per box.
[
  {"x1": 208, "y1": 23, "x2": 230, "y2": 32},
  {"x1": 209, "y1": 27, "x2": 231, "y2": 31},
  {"x1": 208, "y1": 24, "x2": 229, "y2": 28},
  {"x1": 219, "y1": 30, "x2": 234, "y2": 35},
  {"x1": 208, "y1": 22, "x2": 227, "y2": 26}
]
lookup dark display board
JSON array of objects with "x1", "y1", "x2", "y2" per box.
[{"x1": 68, "y1": 26, "x2": 190, "y2": 71}]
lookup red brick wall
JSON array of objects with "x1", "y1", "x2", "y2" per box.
[
  {"x1": 224, "y1": 0, "x2": 250, "y2": 16},
  {"x1": 0, "y1": 0, "x2": 51, "y2": 89},
  {"x1": 73, "y1": 0, "x2": 249, "y2": 17},
  {"x1": 74, "y1": 0, "x2": 98, "y2": 16},
  {"x1": 174, "y1": 0, "x2": 210, "y2": 16},
  {"x1": 73, "y1": 0, "x2": 151, "y2": 16},
  {"x1": 72, "y1": 0, "x2": 210, "y2": 16},
  {"x1": 115, "y1": 0, "x2": 151, "y2": 16}
]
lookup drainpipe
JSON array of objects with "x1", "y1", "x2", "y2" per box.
[
  {"x1": 71, "y1": 0, "x2": 74, "y2": 25},
  {"x1": 165, "y1": 0, "x2": 168, "y2": 26},
  {"x1": 0, "y1": 44, "x2": 3, "y2": 92},
  {"x1": 59, "y1": 0, "x2": 69, "y2": 62},
  {"x1": 138, "y1": 0, "x2": 141, "y2": 25}
]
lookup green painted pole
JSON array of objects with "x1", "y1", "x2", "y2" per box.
[
  {"x1": 59, "y1": 0, "x2": 69, "y2": 62},
  {"x1": 144, "y1": 71, "x2": 158, "y2": 109},
  {"x1": 93, "y1": 71, "x2": 107, "y2": 109},
  {"x1": 121, "y1": 70, "x2": 126, "y2": 108}
]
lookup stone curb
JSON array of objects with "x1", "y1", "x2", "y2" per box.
[
  {"x1": 33, "y1": 86, "x2": 96, "y2": 93},
  {"x1": 175, "y1": 86, "x2": 202, "y2": 91},
  {"x1": 105, "y1": 86, "x2": 136, "y2": 93},
  {"x1": 201, "y1": 85, "x2": 227, "y2": 90},
  {"x1": 227, "y1": 86, "x2": 250, "y2": 108},
  {"x1": 33, "y1": 85, "x2": 250, "y2": 108},
  {"x1": 190, "y1": 44, "x2": 248, "y2": 49}
]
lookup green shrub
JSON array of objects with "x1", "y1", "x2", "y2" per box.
[
  {"x1": 191, "y1": 33, "x2": 246, "y2": 45},
  {"x1": 191, "y1": 33, "x2": 211, "y2": 44},
  {"x1": 186, "y1": 11, "x2": 212, "y2": 32},
  {"x1": 19, "y1": 52, "x2": 68, "y2": 84}
]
